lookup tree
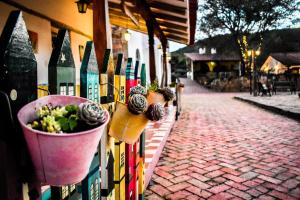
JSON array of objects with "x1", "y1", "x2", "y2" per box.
[{"x1": 198, "y1": 0, "x2": 299, "y2": 76}]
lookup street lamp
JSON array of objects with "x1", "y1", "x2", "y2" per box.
[
  {"x1": 76, "y1": 0, "x2": 90, "y2": 13},
  {"x1": 124, "y1": 30, "x2": 131, "y2": 41},
  {"x1": 247, "y1": 49, "x2": 261, "y2": 96}
]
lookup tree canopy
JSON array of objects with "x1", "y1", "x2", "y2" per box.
[{"x1": 198, "y1": 0, "x2": 299, "y2": 75}]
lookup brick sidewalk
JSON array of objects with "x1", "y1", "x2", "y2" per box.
[
  {"x1": 235, "y1": 94, "x2": 300, "y2": 122},
  {"x1": 145, "y1": 79, "x2": 300, "y2": 200}
]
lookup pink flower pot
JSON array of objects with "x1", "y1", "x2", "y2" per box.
[{"x1": 17, "y1": 95, "x2": 109, "y2": 186}]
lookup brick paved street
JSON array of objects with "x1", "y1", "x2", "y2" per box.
[{"x1": 145, "y1": 79, "x2": 300, "y2": 200}]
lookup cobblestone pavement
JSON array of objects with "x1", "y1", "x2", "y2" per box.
[{"x1": 145, "y1": 79, "x2": 300, "y2": 200}]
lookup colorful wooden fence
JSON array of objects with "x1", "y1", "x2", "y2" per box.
[{"x1": 0, "y1": 10, "x2": 150, "y2": 200}]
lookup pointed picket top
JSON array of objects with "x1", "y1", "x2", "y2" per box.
[
  {"x1": 140, "y1": 63, "x2": 146, "y2": 87},
  {"x1": 106, "y1": 150, "x2": 115, "y2": 193},
  {"x1": 101, "y1": 49, "x2": 111, "y2": 74},
  {"x1": 125, "y1": 58, "x2": 134, "y2": 80},
  {"x1": 134, "y1": 60, "x2": 140, "y2": 80},
  {"x1": 115, "y1": 53, "x2": 124, "y2": 75},
  {"x1": 107, "y1": 53, "x2": 115, "y2": 102},
  {"x1": 81, "y1": 41, "x2": 98, "y2": 74},
  {"x1": 49, "y1": 29, "x2": 75, "y2": 69},
  {"x1": 0, "y1": 10, "x2": 37, "y2": 109},
  {"x1": 100, "y1": 49, "x2": 115, "y2": 103},
  {"x1": 101, "y1": 149, "x2": 115, "y2": 197},
  {"x1": 0, "y1": 10, "x2": 36, "y2": 69}
]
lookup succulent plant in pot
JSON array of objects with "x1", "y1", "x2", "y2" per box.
[
  {"x1": 129, "y1": 85, "x2": 147, "y2": 97},
  {"x1": 17, "y1": 95, "x2": 110, "y2": 185},
  {"x1": 79, "y1": 102, "x2": 107, "y2": 126},
  {"x1": 158, "y1": 87, "x2": 175, "y2": 102},
  {"x1": 27, "y1": 101, "x2": 107, "y2": 134},
  {"x1": 146, "y1": 103, "x2": 164, "y2": 121},
  {"x1": 128, "y1": 94, "x2": 148, "y2": 115}
]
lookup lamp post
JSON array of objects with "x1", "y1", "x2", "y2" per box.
[{"x1": 247, "y1": 49, "x2": 261, "y2": 96}]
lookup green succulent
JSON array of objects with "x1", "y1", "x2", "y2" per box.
[
  {"x1": 51, "y1": 106, "x2": 68, "y2": 119},
  {"x1": 148, "y1": 79, "x2": 159, "y2": 92},
  {"x1": 37, "y1": 105, "x2": 50, "y2": 118},
  {"x1": 29, "y1": 102, "x2": 106, "y2": 134},
  {"x1": 41, "y1": 115, "x2": 61, "y2": 133},
  {"x1": 79, "y1": 102, "x2": 107, "y2": 126}
]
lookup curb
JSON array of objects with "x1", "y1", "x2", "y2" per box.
[
  {"x1": 234, "y1": 96, "x2": 300, "y2": 122},
  {"x1": 144, "y1": 106, "x2": 176, "y2": 189}
]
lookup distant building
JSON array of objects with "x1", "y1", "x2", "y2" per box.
[
  {"x1": 199, "y1": 47, "x2": 206, "y2": 54},
  {"x1": 260, "y1": 52, "x2": 300, "y2": 74},
  {"x1": 184, "y1": 52, "x2": 241, "y2": 80},
  {"x1": 173, "y1": 28, "x2": 300, "y2": 81}
]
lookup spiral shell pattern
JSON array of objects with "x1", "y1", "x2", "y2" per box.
[
  {"x1": 146, "y1": 103, "x2": 164, "y2": 121},
  {"x1": 159, "y1": 87, "x2": 175, "y2": 101},
  {"x1": 79, "y1": 102, "x2": 106, "y2": 126},
  {"x1": 129, "y1": 85, "x2": 147, "y2": 97},
  {"x1": 128, "y1": 94, "x2": 148, "y2": 115}
]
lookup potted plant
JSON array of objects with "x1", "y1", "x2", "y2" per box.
[
  {"x1": 177, "y1": 82, "x2": 184, "y2": 93},
  {"x1": 109, "y1": 85, "x2": 165, "y2": 144},
  {"x1": 147, "y1": 79, "x2": 175, "y2": 105},
  {"x1": 17, "y1": 95, "x2": 109, "y2": 186}
]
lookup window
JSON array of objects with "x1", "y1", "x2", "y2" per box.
[
  {"x1": 88, "y1": 83, "x2": 93, "y2": 100},
  {"x1": 59, "y1": 83, "x2": 67, "y2": 95},
  {"x1": 120, "y1": 86, "x2": 125, "y2": 102},
  {"x1": 90, "y1": 183, "x2": 94, "y2": 200},
  {"x1": 68, "y1": 83, "x2": 74, "y2": 96},
  {"x1": 94, "y1": 179, "x2": 99, "y2": 200},
  {"x1": 94, "y1": 83, "x2": 98, "y2": 101}
]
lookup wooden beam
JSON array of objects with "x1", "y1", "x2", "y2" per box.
[
  {"x1": 150, "y1": 7, "x2": 187, "y2": 19},
  {"x1": 148, "y1": 0, "x2": 187, "y2": 8},
  {"x1": 162, "y1": 28, "x2": 187, "y2": 36},
  {"x1": 109, "y1": 0, "x2": 189, "y2": 44},
  {"x1": 134, "y1": 0, "x2": 167, "y2": 45},
  {"x1": 146, "y1": 19, "x2": 157, "y2": 82},
  {"x1": 93, "y1": 0, "x2": 108, "y2": 72},
  {"x1": 109, "y1": 0, "x2": 189, "y2": 42},
  {"x1": 109, "y1": 17, "x2": 146, "y2": 30},
  {"x1": 110, "y1": 20, "x2": 146, "y2": 33},
  {"x1": 157, "y1": 20, "x2": 187, "y2": 31},
  {"x1": 109, "y1": 8, "x2": 142, "y2": 22},
  {"x1": 110, "y1": 20, "x2": 148, "y2": 37},
  {"x1": 121, "y1": 0, "x2": 139, "y2": 26},
  {"x1": 110, "y1": 1, "x2": 187, "y2": 25},
  {"x1": 153, "y1": 12, "x2": 187, "y2": 24},
  {"x1": 164, "y1": 33, "x2": 188, "y2": 42},
  {"x1": 110, "y1": 17, "x2": 188, "y2": 44},
  {"x1": 110, "y1": 13, "x2": 188, "y2": 44},
  {"x1": 161, "y1": 43, "x2": 168, "y2": 87},
  {"x1": 148, "y1": 1, "x2": 186, "y2": 15}
]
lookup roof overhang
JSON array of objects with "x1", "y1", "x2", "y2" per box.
[
  {"x1": 261, "y1": 53, "x2": 300, "y2": 74},
  {"x1": 184, "y1": 53, "x2": 241, "y2": 62},
  {"x1": 90, "y1": 0, "x2": 197, "y2": 45}
]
